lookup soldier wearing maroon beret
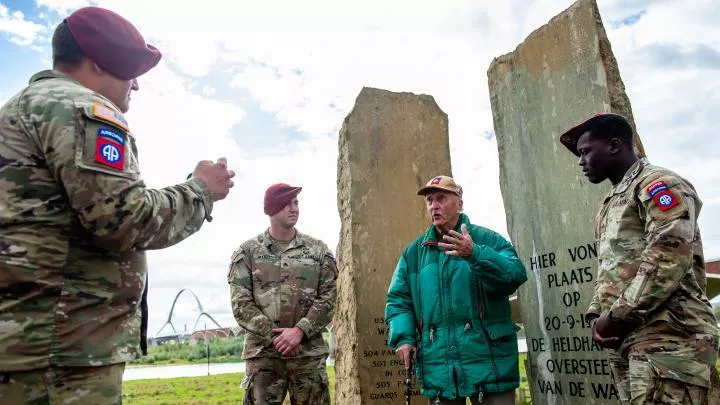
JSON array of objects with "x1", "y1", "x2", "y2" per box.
[
  {"x1": 228, "y1": 183, "x2": 338, "y2": 404},
  {"x1": 0, "y1": 7, "x2": 235, "y2": 403},
  {"x1": 559, "y1": 113, "x2": 719, "y2": 404}
]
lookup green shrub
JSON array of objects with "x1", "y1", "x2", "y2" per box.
[{"x1": 130, "y1": 337, "x2": 245, "y2": 365}]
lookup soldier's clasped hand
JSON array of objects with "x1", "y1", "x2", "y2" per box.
[
  {"x1": 591, "y1": 310, "x2": 631, "y2": 350},
  {"x1": 272, "y1": 327, "x2": 304, "y2": 357}
]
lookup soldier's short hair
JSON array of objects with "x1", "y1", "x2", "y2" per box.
[
  {"x1": 587, "y1": 114, "x2": 633, "y2": 149},
  {"x1": 52, "y1": 20, "x2": 86, "y2": 69}
]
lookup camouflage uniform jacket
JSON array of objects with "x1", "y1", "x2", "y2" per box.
[
  {"x1": 0, "y1": 70, "x2": 213, "y2": 371},
  {"x1": 228, "y1": 229, "x2": 337, "y2": 360},
  {"x1": 587, "y1": 158, "x2": 718, "y2": 382}
]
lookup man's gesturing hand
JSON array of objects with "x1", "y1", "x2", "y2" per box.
[
  {"x1": 272, "y1": 327, "x2": 304, "y2": 357},
  {"x1": 438, "y1": 224, "x2": 474, "y2": 257},
  {"x1": 395, "y1": 344, "x2": 416, "y2": 370},
  {"x1": 192, "y1": 157, "x2": 235, "y2": 201}
]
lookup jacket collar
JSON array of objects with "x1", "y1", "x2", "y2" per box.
[{"x1": 421, "y1": 213, "x2": 471, "y2": 247}]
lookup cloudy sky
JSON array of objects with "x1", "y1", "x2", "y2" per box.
[{"x1": 2, "y1": 0, "x2": 719, "y2": 336}]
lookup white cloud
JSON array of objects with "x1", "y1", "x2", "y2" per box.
[
  {"x1": 601, "y1": 1, "x2": 720, "y2": 263},
  {"x1": 0, "y1": 3, "x2": 45, "y2": 46},
  {"x1": 123, "y1": 63, "x2": 245, "y2": 188},
  {"x1": 34, "y1": 0, "x2": 89, "y2": 14},
  {"x1": 4, "y1": 0, "x2": 719, "y2": 333},
  {"x1": 201, "y1": 85, "x2": 215, "y2": 97},
  {"x1": 625, "y1": 0, "x2": 719, "y2": 47},
  {"x1": 144, "y1": 134, "x2": 341, "y2": 336}
]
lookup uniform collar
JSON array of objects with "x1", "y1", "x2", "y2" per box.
[
  {"x1": 28, "y1": 70, "x2": 125, "y2": 115},
  {"x1": 29, "y1": 69, "x2": 78, "y2": 85},
  {"x1": 261, "y1": 228, "x2": 307, "y2": 250},
  {"x1": 606, "y1": 157, "x2": 648, "y2": 198}
]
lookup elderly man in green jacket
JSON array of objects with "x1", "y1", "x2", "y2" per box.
[{"x1": 385, "y1": 175, "x2": 527, "y2": 405}]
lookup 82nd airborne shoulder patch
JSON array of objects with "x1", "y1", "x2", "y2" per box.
[
  {"x1": 95, "y1": 127, "x2": 125, "y2": 170},
  {"x1": 646, "y1": 181, "x2": 679, "y2": 211}
]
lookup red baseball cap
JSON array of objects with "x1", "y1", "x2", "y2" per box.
[
  {"x1": 417, "y1": 175, "x2": 462, "y2": 197},
  {"x1": 66, "y1": 7, "x2": 162, "y2": 80}
]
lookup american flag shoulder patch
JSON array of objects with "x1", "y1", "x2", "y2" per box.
[{"x1": 91, "y1": 103, "x2": 129, "y2": 132}]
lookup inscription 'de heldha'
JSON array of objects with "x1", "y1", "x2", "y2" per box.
[{"x1": 526, "y1": 243, "x2": 619, "y2": 401}]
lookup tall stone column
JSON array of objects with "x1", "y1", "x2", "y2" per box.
[
  {"x1": 334, "y1": 87, "x2": 452, "y2": 405},
  {"x1": 487, "y1": 0, "x2": 645, "y2": 404}
]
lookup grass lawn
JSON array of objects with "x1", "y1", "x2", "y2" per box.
[
  {"x1": 123, "y1": 366, "x2": 337, "y2": 405},
  {"x1": 123, "y1": 350, "x2": 720, "y2": 404},
  {"x1": 123, "y1": 363, "x2": 533, "y2": 404}
]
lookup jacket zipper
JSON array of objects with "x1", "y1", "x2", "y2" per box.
[
  {"x1": 437, "y1": 248, "x2": 446, "y2": 344},
  {"x1": 476, "y1": 282, "x2": 500, "y2": 384},
  {"x1": 416, "y1": 263, "x2": 427, "y2": 389}
]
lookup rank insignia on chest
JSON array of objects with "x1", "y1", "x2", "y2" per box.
[
  {"x1": 95, "y1": 127, "x2": 125, "y2": 170},
  {"x1": 647, "y1": 181, "x2": 679, "y2": 211}
]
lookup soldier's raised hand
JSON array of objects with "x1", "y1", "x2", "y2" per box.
[{"x1": 192, "y1": 157, "x2": 235, "y2": 201}]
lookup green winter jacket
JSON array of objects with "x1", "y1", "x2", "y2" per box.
[{"x1": 385, "y1": 214, "x2": 527, "y2": 399}]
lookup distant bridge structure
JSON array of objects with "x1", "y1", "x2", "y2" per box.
[
  {"x1": 154, "y1": 288, "x2": 225, "y2": 340},
  {"x1": 189, "y1": 325, "x2": 245, "y2": 344}
]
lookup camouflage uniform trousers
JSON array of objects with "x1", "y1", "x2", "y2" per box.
[
  {"x1": 607, "y1": 336, "x2": 720, "y2": 405},
  {"x1": 0, "y1": 363, "x2": 125, "y2": 404},
  {"x1": 242, "y1": 354, "x2": 329, "y2": 405}
]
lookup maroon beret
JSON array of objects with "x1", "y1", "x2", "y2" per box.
[
  {"x1": 66, "y1": 7, "x2": 161, "y2": 80},
  {"x1": 559, "y1": 112, "x2": 630, "y2": 157},
  {"x1": 264, "y1": 183, "x2": 302, "y2": 216}
]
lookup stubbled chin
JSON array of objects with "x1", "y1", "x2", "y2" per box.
[{"x1": 586, "y1": 175, "x2": 603, "y2": 184}]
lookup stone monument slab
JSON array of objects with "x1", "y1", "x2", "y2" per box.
[
  {"x1": 487, "y1": 1, "x2": 645, "y2": 404},
  {"x1": 334, "y1": 87, "x2": 452, "y2": 405}
]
